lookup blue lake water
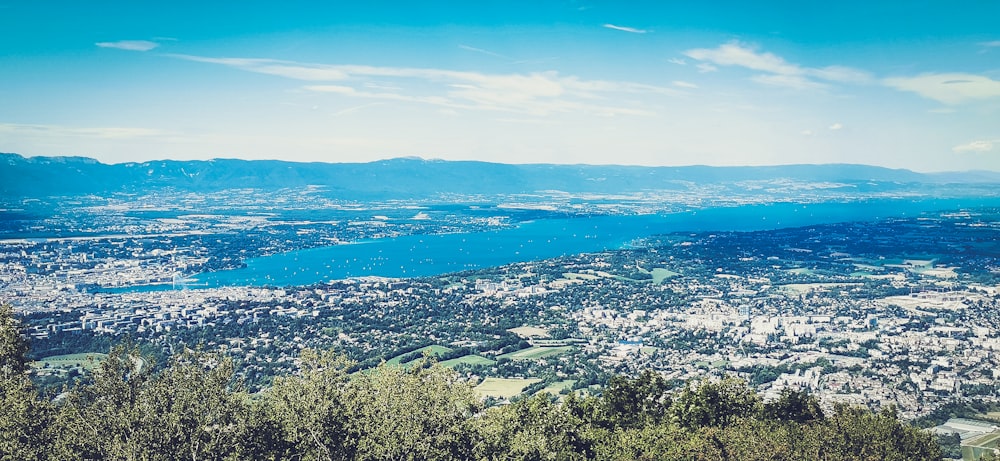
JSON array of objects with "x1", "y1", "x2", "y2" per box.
[{"x1": 172, "y1": 197, "x2": 1000, "y2": 288}]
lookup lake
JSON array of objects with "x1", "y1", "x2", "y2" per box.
[{"x1": 174, "y1": 197, "x2": 1000, "y2": 288}]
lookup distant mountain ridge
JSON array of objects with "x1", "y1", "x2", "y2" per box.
[{"x1": 3, "y1": 153, "x2": 999, "y2": 199}]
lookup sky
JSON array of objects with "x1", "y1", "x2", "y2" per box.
[{"x1": 1, "y1": 1, "x2": 999, "y2": 171}]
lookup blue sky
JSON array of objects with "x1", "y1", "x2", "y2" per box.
[{"x1": 2, "y1": 1, "x2": 999, "y2": 171}]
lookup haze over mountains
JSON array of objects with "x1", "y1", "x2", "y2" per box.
[{"x1": 4, "y1": 153, "x2": 1000, "y2": 199}]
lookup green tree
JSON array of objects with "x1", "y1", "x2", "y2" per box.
[
  {"x1": 473, "y1": 392, "x2": 592, "y2": 460},
  {"x1": 140, "y1": 350, "x2": 246, "y2": 460},
  {"x1": 0, "y1": 304, "x2": 29, "y2": 381},
  {"x1": 0, "y1": 304, "x2": 55, "y2": 461},
  {"x1": 252, "y1": 348, "x2": 354, "y2": 460},
  {"x1": 813, "y1": 404, "x2": 942, "y2": 460},
  {"x1": 763, "y1": 388, "x2": 824, "y2": 424},
  {"x1": 668, "y1": 376, "x2": 762, "y2": 429},
  {"x1": 53, "y1": 344, "x2": 247, "y2": 461},
  {"x1": 342, "y1": 358, "x2": 481, "y2": 460},
  {"x1": 595, "y1": 370, "x2": 672, "y2": 428},
  {"x1": 591, "y1": 424, "x2": 723, "y2": 461},
  {"x1": 51, "y1": 342, "x2": 155, "y2": 460}
]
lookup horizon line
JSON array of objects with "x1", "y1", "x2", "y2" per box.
[{"x1": 3, "y1": 152, "x2": 999, "y2": 175}]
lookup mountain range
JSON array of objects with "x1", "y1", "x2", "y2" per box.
[{"x1": 4, "y1": 153, "x2": 1000, "y2": 199}]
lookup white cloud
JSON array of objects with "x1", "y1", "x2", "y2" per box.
[
  {"x1": 801, "y1": 130, "x2": 814, "y2": 136},
  {"x1": 883, "y1": 73, "x2": 1000, "y2": 105},
  {"x1": 696, "y1": 63, "x2": 718, "y2": 73},
  {"x1": 668, "y1": 58, "x2": 687, "y2": 66},
  {"x1": 95, "y1": 40, "x2": 159, "y2": 51},
  {"x1": 171, "y1": 55, "x2": 350, "y2": 80},
  {"x1": 751, "y1": 74, "x2": 825, "y2": 90},
  {"x1": 980, "y1": 40, "x2": 1000, "y2": 48},
  {"x1": 952, "y1": 140, "x2": 997, "y2": 153},
  {"x1": 809, "y1": 65, "x2": 873, "y2": 84},
  {"x1": 602, "y1": 24, "x2": 647, "y2": 34},
  {"x1": 683, "y1": 41, "x2": 872, "y2": 89},
  {"x1": 458, "y1": 44, "x2": 511, "y2": 60},
  {"x1": 172, "y1": 54, "x2": 676, "y2": 117},
  {"x1": 672, "y1": 80, "x2": 698, "y2": 89},
  {"x1": 829, "y1": 123, "x2": 843, "y2": 130},
  {"x1": 685, "y1": 42, "x2": 799, "y2": 75}
]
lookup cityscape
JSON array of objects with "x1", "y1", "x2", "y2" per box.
[
  {"x1": 4, "y1": 1, "x2": 1000, "y2": 458},
  {"x1": 4, "y1": 172, "x2": 999, "y2": 423}
]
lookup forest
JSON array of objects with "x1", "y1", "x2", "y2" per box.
[{"x1": 1, "y1": 304, "x2": 943, "y2": 460}]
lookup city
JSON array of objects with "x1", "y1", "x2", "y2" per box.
[{"x1": 5, "y1": 195, "x2": 999, "y2": 430}]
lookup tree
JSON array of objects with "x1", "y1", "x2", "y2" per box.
[
  {"x1": 814, "y1": 404, "x2": 942, "y2": 460},
  {"x1": 669, "y1": 376, "x2": 762, "y2": 429},
  {"x1": 474, "y1": 392, "x2": 592, "y2": 460},
  {"x1": 0, "y1": 304, "x2": 29, "y2": 381},
  {"x1": 0, "y1": 304, "x2": 55, "y2": 461},
  {"x1": 51, "y1": 342, "x2": 155, "y2": 460},
  {"x1": 52, "y1": 344, "x2": 248, "y2": 461},
  {"x1": 764, "y1": 389, "x2": 824, "y2": 424},
  {"x1": 594, "y1": 370, "x2": 672, "y2": 428},
  {"x1": 140, "y1": 350, "x2": 245, "y2": 460},
  {"x1": 341, "y1": 357, "x2": 481, "y2": 460},
  {"x1": 253, "y1": 348, "x2": 354, "y2": 460}
]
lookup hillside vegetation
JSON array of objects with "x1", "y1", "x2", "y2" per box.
[{"x1": 1, "y1": 304, "x2": 941, "y2": 460}]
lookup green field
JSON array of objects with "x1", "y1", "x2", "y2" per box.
[
  {"x1": 649, "y1": 268, "x2": 680, "y2": 284},
  {"x1": 963, "y1": 431, "x2": 1000, "y2": 460},
  {"x1": 508, "y1": 326, "x2": 550, "y2": 338},
  {"x1": 694, "y1": 359, "x2": 729, "y2": 369},
  {"x1": 536, "y1": 379, "x2": 577, "y2": 397},
  {"x1": 438, "y1": 354, "x2": 496, "y2": 368},
  {"x1": 474, "y1": 377, "x2": 542, "y2": 399},
  {"x1": 498, "y1": 346, "x2": 573, "y2": 361},
  {"x1": 385, "y1": 345, "x2": 453, "y2": 365},
  {"x1": 33, "y1": 353, "x2": 107, "y2": 371}
]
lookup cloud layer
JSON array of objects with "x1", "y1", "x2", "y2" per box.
[
  {"x1": 683, "y1": 41, "x2": 871, "y2": 90},
  {"x1": 95, "y1": 40, "x2": 159, "y2": 51},
  {"x1": 884, "y1": 73, "x2": 1000, "y2": 105},
  {"x1": 172, "y1": 54, "x2": 680, "y2": 116},
  {"x1": 953, "y1": 140, "x2": 998, "y2": 153},
  {"x1": 603, "y1": 24, "x2": 647, "y2": 34}
]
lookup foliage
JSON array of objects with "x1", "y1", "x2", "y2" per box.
[
  {"x1": 0, "y1": 304, "x2": 29, "y2": 381},
  {"x1": 0, "y1": 308, "x2": 944, "y2": 461},
  {"x1": 764, "y1": 388, "x2": 825, "y2": 424},
  {"x1": 668, "y1": 376, "x2": 762, "y2": 429}
]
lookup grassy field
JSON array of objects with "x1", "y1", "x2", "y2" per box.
[
  {"x1": 562, "y1": 272, "x2": 599, "y2": 281},
  {"x1": 694, "y1": 359, "x2": 729, "y2": 369},
  {"x1": 649, "y1": 268, "x2": 680, "y2": 284},
  {"x1": 385, "y1": 345, "x2": 453, "y2": 365},
  {"x1": 33, "y1": 353, "x2": 107, "y2": 371},
  {"x1": 437, "y1": 354, "x2": 496, "y2": 368},
  {"x1": 474, "y1": 377, "x2": 542, "y2": 399},
  {"x1": 508, "y1": 326, "x2": 550, "y2": 338},
  {"x1": 498, "y1": 346, "x2": 573, "y2": 361},
  {"x1": 964, "y1": 430, "x2": 1000, "y2": 457},
  {"x1": 536, "y1": 379, "x2": 577, "y2": 397}
]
